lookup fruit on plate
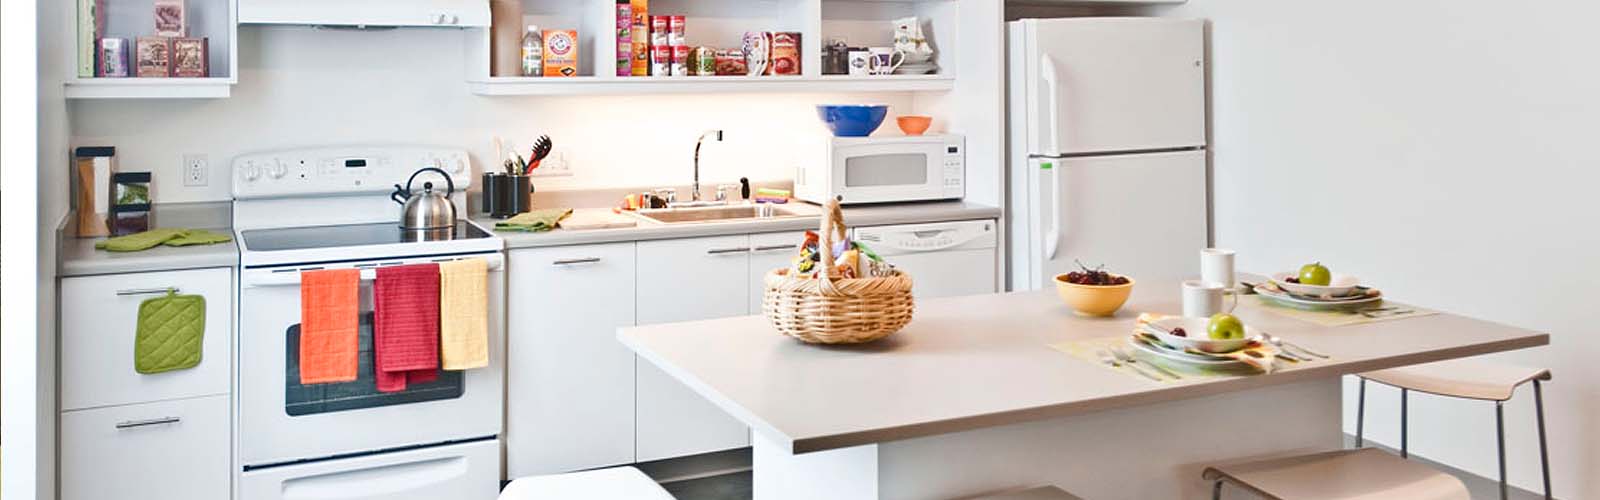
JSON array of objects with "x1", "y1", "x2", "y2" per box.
[
  {"x1": 1297, "y1": 262, "x2": 1332, "y2": 286},
  {"x1": 1063, "y1": 260, "x2": 1131, "y2": 286},
  {"x1": 1208, "y1": 313, "x2": 1245, "y2": 340}
]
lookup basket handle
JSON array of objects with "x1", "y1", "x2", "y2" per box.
[{"x1": 816, "y1": 199, "x2": 848, "y2": 295}]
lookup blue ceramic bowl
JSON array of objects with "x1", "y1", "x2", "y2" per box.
[{"x1": 816, "y1": 105, "x2": 889, "y2": 137}]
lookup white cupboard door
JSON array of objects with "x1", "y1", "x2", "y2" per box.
[
  {"x1": 1041, "y1": 150, "x2": 1208, "y2": 284},
  {"x1": 1023, "y1": 18, "x2": 1205, "y2": 154},
  {"x1": 636, "y1": 235, "x2": 752, "y2": 462},
  {"x1": 60, "y1": 267, "x2": 233, "y2": 411},
  {"x1": 748, "y1": 232, "x2": 805, "y2": 314},
  {"x1": 506, "y1": 243, "x2": 638, "y2": 476},
  {"x1": 240, "y1": 439, "x2": 499, "y2": 500},
  {"x1": 61, "y1": 395, "x2": 230, "y2": 500}
]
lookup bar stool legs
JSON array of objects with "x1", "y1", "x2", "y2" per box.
[
  {"x1": 1496, "y1": 401, "x2": 1507, "y2": 500},
  {"x1": 1535, "y1": 380, "x2": 1552, "y2": 499},
  {"x1": 1356, "y1": 378, "x2": 1366, "y2": 447},
  {"x1": 1211, "y1": 479, "x2": 1223, "y2": 500},
  {"x1": 1401, "y1": 388, "x2": 1409, "y2": 458}
]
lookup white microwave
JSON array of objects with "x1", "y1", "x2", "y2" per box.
[{"x1": 796, "y1": 134, "x2": 964, "y2": 205}]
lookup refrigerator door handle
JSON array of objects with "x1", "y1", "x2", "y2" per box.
[
  {"x1": 1040, "y1": 54, "x2": 1064, "y2": 156},
  {"x1": 1045, "y1": 162, "x2": 1062, "y2": 261}
]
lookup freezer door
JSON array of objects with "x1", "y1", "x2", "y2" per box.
[
  {"x1": 1022, "y1": 150, "x2": 1207, "y2": 290},
  {"x1": 1017, "y1": 18, "x2": 1206, "y2": 155}
]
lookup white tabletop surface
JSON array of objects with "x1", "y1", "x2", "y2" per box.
[{"x1": 620, "y1": 283, "x2": 1548, "y2": 454}]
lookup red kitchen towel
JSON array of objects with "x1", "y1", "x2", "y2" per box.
[{"x1": 373, "y1": 263, "x2": 441, "y2": 392}]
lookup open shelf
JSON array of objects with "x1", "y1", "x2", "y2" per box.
[
  {"x1": 64, "y1": 77, "x2": 235, "y2": 99},
  {"x1": 467, "y1": 73, "x2": 951, "y2": 96},
  {"x1": 65, "y1": 0, "x2": 239, "y2": 99}
]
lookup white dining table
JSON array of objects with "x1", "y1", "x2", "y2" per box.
[{"x1": 619, "y1": 282, "x2": 1547, "y2": 499}]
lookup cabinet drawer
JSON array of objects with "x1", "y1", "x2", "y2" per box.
[
  {"x1": 61, "y1": 395, "x2": 230, "y2": 500},
  {"x1": 61, "y1": 267, "x2": 232, "y2": 410}
]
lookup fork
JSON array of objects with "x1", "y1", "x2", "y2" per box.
[
  {"x1": 1111, "y1": 346, "x2": 1181, "y2": 380},
  {"x1": 1097, "y1": 349, "x2": 1162, "y2": 382},
  {"x1": 1261, "y1": 333, "x2": 1329, "y2": 359}
]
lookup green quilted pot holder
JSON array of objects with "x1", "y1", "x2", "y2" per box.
[{"x1": 135, "y1": 291, "x2": 206, "y2": 374}]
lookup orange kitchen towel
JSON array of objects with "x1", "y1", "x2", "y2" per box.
[
  {"x1": 374, "y1": 263, "x2": 441, "y2": 393},
  {"x1": 439, "y1": 258, "x2": 489, "y2": 370},
  {"x1": 299, "y1": 268, "x2": 360, "y2": 384}
]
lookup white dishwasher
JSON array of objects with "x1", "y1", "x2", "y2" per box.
[{"x1": 855, "y1": 219, "x2": 998, "y2": 299}]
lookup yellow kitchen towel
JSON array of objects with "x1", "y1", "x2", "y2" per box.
[{"x1": 439, "y1": 258, "x2": 489, "y2": 370}]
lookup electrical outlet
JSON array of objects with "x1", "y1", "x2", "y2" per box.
[
  {"x1": 183, "y1": 153, "x2": 208, "y2": 186},
  {"x1": 530, "y1": 152, "x2": 573, "y2": 177}
]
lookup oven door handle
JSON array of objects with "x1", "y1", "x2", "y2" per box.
[{"x1": 242, "y1": 254, "x2": 504, "y2": 287}]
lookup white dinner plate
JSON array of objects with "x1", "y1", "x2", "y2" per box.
[
  {"x1": 1270, "y1": 272, "x2": 1360, "y2": 298},
  {"x1": 1126, "y1": 336, "x2": 1247, "y2": 368},
  {"x1": 1254, "y1": 283, "x2": 1384, "y2": 311}
]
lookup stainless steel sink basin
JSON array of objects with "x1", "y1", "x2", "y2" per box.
[{"x1": 631, "y1": 204, "x2": 807, "y2": 224}]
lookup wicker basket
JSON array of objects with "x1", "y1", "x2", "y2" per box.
[{"x1": 762, "y1": 200, "x2": 914, "y2": 344}]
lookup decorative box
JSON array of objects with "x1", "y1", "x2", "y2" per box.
[
  {"x1": 98, "y1": 37, "x2": 129, "y2": 77},
  {"x1": 154, "y1": 0, "x2": 186, "y2": 37},
  {"x1": 171, "y1": 37, "x2": 208, "y2": 77},
  {"x1": 136, "y1": 37, "x2": 171, "y2": 78}
]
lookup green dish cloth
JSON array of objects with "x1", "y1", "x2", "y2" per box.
[
  {"x1": 495, "y1": 208, "x2": 573, "y2": 232},
  {"x1": 94, "y1": 228, "x2": 233, "y2": 252},
  {"x1": 134, "y1": 291, "x2": 206, "y2": 374}
]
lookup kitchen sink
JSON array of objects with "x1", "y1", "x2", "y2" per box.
[{"x1": 631, "y1": 204, "x2": 808, "y2": 224}]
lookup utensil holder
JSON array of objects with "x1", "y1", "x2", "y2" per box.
[{"x1": 483, "y1": 173, "x2": 534, "y2": 218}]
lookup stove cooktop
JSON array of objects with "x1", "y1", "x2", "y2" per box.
[{"x1": 240, "y1": 220, "x2": 492, "y2": 253}]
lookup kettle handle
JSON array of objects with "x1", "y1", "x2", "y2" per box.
[
  {"x1": 404, "y1": 167, "x2": 456, "y2": 197},
  {"x1": 390, "y1": 184, "x2": 408, "y2": 205}
]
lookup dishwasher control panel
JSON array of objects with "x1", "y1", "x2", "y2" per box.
[{"x1": 855, "y1": 219, "x2": 997, "y2": 255}]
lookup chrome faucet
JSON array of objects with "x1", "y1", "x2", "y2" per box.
[{"x1": 692, "y1": 129, "x2": 723, "y2": 202}]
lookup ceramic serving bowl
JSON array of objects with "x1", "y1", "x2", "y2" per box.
[
  {"x1": 1144, "y1": 316, "x2": 1258, "y2": 353},
  {"x1": 896, "y1": 115, "x2": 932, "y2": 135},
  {"x1": 1053, "y1": 275, "x2": 1134, "y2": 316},
  {"x1": 1270, "y1": 272, "x2": 1360, "y2": 298},
  {"x1": 816, "y1": 104, "x2": 889, "y2": 137}
]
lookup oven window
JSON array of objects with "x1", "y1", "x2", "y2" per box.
[
  {"x1": 845, "y1": 153, "x2": 928, "y2": 187},
  {"x1": 284, "y1": 313, "x2": 463, "y2": 416}
]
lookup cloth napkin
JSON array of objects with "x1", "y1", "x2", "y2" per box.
[
  {"x1": 439, "y1": 258, "x2": 489, "y2": 370},
  {"x1": 299, "y1": 269, "x2": 360, "y2": 384},
  {"x1": 494, "y1": 208, "x2": 573, "y2": 232},
  {"x1": 373, "y1": 263, "x2": 442, "y2": 392}
]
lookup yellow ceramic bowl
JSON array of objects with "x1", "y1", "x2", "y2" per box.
[{"x1": 1053, "y1": 274, "x2": 1135, "y2": 316}]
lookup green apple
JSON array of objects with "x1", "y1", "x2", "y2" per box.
[
  {"x1": 1298, "y1": 262, "x2": 1332, "y2": 286},
  {"x1": 1208, "y1": 313, "x2": 1246, "y2": 340}
]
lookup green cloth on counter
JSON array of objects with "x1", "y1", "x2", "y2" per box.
[
  {"x1": 94, "y1": 228, "x2": 233, "y2": 252},
  {"x1": 134, "y1": 291, "x2": 206, "y2": 374},
  {"x1": 494, "y1": 208, "x2": 573, "y2": 232}
]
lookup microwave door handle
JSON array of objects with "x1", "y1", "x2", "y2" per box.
[{"x1": 1040, "y1": 54, "x2": 1064, "y2": 156}]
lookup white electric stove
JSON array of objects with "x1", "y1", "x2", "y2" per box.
[{"x1": 232, "y1": 146, "x2": 505, "y2": 500}]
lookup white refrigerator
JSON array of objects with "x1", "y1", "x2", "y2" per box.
[{"x1": 1007, "y1": 17, "x2": 1210, "y2": 291}]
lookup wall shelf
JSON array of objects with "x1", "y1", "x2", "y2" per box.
[
  {"x1": 467, "y1": 74, "x2": 953, "y2": 96},
  {"x1": 64, "y1": 77, "x2": 235, "y2": 99}
]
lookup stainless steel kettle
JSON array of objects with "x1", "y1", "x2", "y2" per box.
[{"x1": 391, "y1": 167, "x2": 457, "y2": 232}]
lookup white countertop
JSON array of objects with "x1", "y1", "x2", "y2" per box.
[{"x1": 619, "y1": 283, "x2": 1548, "y2": 454}]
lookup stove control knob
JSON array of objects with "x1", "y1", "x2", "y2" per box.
[
  {"x1": 243, "y1": 164, "x2": 261, "y2": 181},
  {"x1": 269, "y1": 162, "x2": 287, "y2": 179},
  {"x1": 450, "y1": 157, "x2": 466, "y2": 174}
]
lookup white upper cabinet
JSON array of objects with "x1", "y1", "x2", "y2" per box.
[{"x1": 238, "y1": 0, "x2": 491, "y2": 27}]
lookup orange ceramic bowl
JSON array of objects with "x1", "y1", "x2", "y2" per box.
[
  {"x1": 896, "y1": 115, "x2": 933, "y2": 136},
  {"x1": 1053, "y1": 274, "x2": 1135, "y2": 317}
]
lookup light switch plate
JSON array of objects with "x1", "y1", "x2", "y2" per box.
[{"x1": 183, "y1": 153, "x2": 208, "y2": 186}]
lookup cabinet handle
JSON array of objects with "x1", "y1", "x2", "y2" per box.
[
  {"x1": 751, "y1": 244, "x2": 793, "y2": 253},
  {"x1": 116, "y1": 287, "x2": 178, "y2": 296},
  {"x1": 115, "y1": 416, "x2": 181, "y2": 429},
  {"x1": 551, "y1": 257, "x2": 602, "y2": 266},
  {"x1": 706, "y1": 247, "x2": 752, "y2": 255}
]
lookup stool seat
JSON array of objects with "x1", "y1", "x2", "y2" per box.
[
  {"x1": 499, "y1": 467, "x2": 674, "y2": 500},
  {"x1": 1203, "y1": 448, "x2": 1469, "y2": 500},
  {"x1": 1360, "y1": 359, "x2": 1551, "y2": 401},
  {"x1": 970, "y1": 485, "x2": 1084, "y2": 499}
]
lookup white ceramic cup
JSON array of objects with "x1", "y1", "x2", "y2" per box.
[
  {"x1": 1182, "y1": 280, "x2": 1235, "y2": 318},
  {"x1": 867, "y1": 47, "x2": 906, "y2": 75},
  {"x1": 847, "y1": 49, "x2": 873, "y2": 76},
  {"x1": 1200, "y1": 248, "x2": 1236, "y2": 290}
]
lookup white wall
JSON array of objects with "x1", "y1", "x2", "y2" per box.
[
  {"x1": 69, "y1": 26, "x2": 923, "y2": 204},
  {"x1": 1160, "y1": 0, "x2": 1598, "y2": 496}
]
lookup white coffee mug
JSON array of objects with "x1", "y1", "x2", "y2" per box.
[
  {"x1": 847, "y1": 49, "x2": 873, "y2": 76},
  {"x1": 1182, "y1": 280, "x2": 1236, "y2": 318},
  {"x1": 867, "y1": 46, "x2": 905, "y2": 75},
  {"x1": 1200, "y1": 248, "x2": 1236, "y2": 290}
]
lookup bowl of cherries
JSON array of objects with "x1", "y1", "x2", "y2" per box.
[{"x1": 1053, "y1": 261, "x2": 1135, "y2": 317}]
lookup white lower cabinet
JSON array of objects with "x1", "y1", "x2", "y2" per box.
[
  {"x1": 635, "y1": 234, "x2": 754, "y2": 462},
  {"x1": 240, "y1": 439, "x2": 499, "y2": 500},
  {"x1": 506, "y1": 242, "x2": 638, "y2": 476},
  {"x1": 61, "y1": 394, "x2": 230, "y2": 500},
  {"x1": 748, "y1": 231, "x2": 806, "y2": 314}
]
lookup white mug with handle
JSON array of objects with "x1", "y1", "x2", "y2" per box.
[{"x1": 868, "y1": 47, "x2": 906, "y2": 75}]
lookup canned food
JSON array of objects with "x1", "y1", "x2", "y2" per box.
[
  {"x1": 668, "y1": 15, "x2": 686, "y2": 46},
  {"x1": 689, "y1": 46, "x2": 717, "y2": 76},
  {"x1": 651, "y1": 45, "x2": 672, "y2": 76},
  {"x1": 650, "y1": 16, "x2": 669, "y2": 46},
  {"x1": 671, "y1": 45, "x2": 690, "y2": 76}
]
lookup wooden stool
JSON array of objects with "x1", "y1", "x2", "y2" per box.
[
  {"x1": 1203, "y1": 448, "x2": 1469, "y2": 500},
  {"x1": 499, "y1": 466, "x2": 675, "y2": 500},
  {"x1": 1357, "y1": 359, "x2": 1552, "y2": 500}
]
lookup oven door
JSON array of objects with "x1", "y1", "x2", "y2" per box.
[
  {"x1": 832, "y1": 141, "x2": 947, "y2": 204},
  {"x1": 239, "y1": 252, "x2": 505, "y2": 467}
]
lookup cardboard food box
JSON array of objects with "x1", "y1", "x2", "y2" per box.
[{"x1": 543, "y1": 30, "x2": 578, "y2": 77}]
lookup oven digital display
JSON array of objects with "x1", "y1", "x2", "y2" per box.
[{"x1": 344, "y1": 159, "x2": 367, "y2": 168}]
